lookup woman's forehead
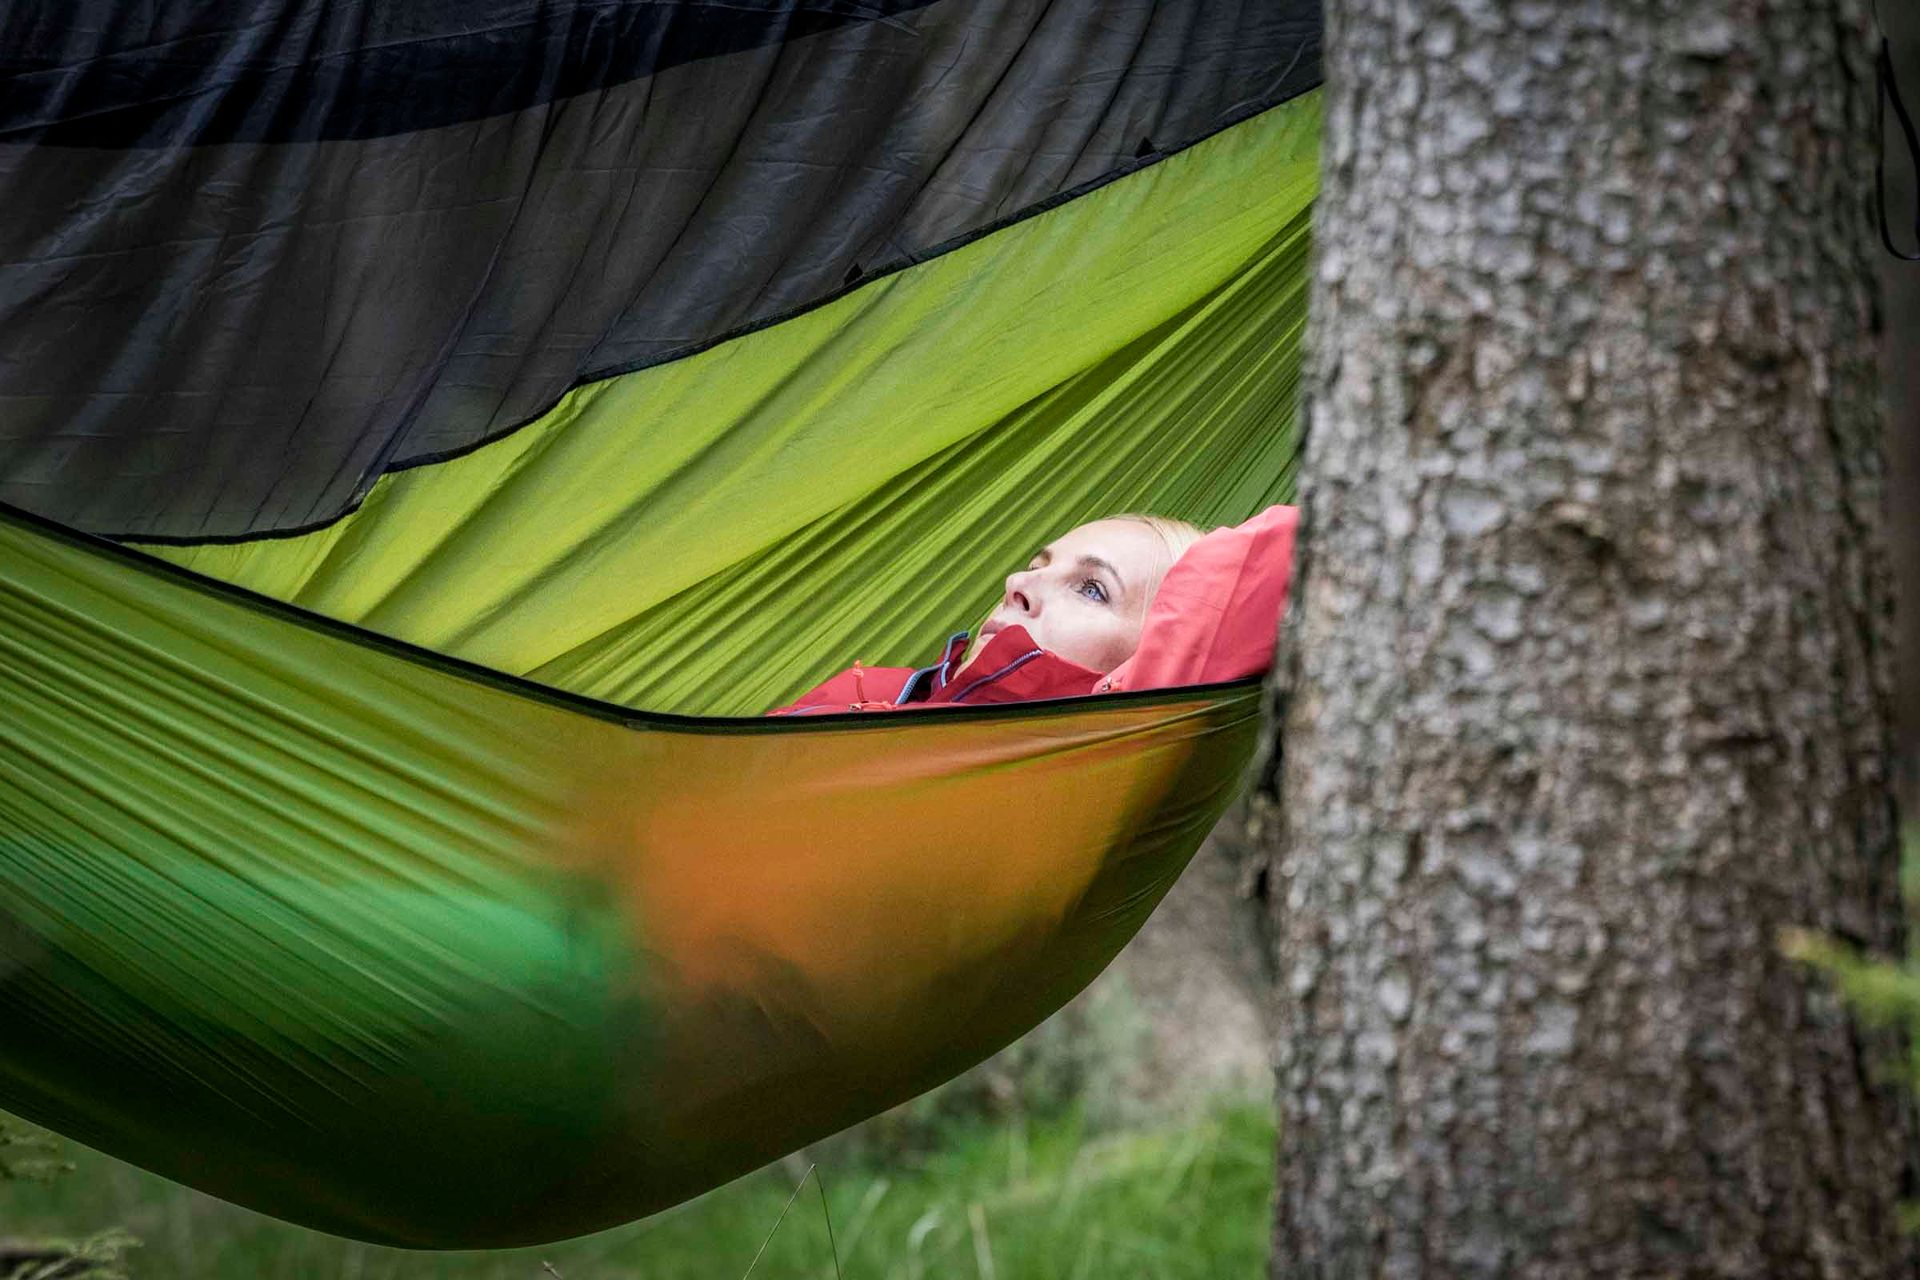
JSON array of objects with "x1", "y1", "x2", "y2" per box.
[
  {"x1": 1032, "y1": 522, "x2": 1174, "y2": 592},
  {"x1": 1051, "y1": 518, "x2": 1167, "y2": 558}
]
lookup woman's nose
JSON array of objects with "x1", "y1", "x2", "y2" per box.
[{"x1": 1004, "y1": 570, "x2": 1036, "y2": 614}]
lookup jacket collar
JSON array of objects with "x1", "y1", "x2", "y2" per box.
[{"x1": 893, "y1": 631, "x2": 973, "y2": 705}]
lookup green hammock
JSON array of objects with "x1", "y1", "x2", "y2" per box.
[{"x1": 0, "y1": 0, "x2": 1320, "y2": 1249}]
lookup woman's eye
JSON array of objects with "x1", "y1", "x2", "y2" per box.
[{"x1": 1078, "y1": 579, "x2": 1109, "y2": 604}]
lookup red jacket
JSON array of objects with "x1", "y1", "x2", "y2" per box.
[
  {"x1": 770, "y1": 504, "x2": 1298, "y2": 715},
  {"x1": 771, "y1": 625, "x2": 1102, "y2": 714}
]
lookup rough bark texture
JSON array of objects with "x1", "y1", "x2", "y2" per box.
[{"x1": 1262, "y1": 1, "x2": 1916, "y2": 1275}]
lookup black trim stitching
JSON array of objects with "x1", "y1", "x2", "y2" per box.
[{"x1": 1, "y1": 498, "x2": 1261, "y2": 736}]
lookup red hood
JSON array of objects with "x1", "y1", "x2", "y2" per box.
[{"x1": 769, "y1": 503, "x2": 1297, "y2": 714}]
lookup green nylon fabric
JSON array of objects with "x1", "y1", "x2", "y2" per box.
[
  {"x1": 148, "y1": 93, "x2": 1320, "y2": 716},
  {"x1": 1, "y1": 511, "x2": 649, "y2": 1243},
  {"x1": 0, "y1": 506, "x2": 1260, "y2": 1245}
]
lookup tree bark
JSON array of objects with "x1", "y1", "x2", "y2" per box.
[{"x1": 1264, "y1": 1, "x2": 1917, "y2": 1275}]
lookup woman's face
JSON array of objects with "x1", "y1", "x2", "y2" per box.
[{"x1": 966, "y1": 518, "x2": 1178, "y2": 675}]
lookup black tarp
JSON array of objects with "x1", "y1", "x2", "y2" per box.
[{"x1": 0, "y1": 0, "x2": 1321, "y2": 539}]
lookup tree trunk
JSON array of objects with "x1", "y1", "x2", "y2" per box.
[{"x1": 1263, "y1": 1, "x2": 1917, "y2": 1275}]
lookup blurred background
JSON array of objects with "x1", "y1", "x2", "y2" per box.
[{"x1": 4, "y1": 14, "x2": 1919, "y2": 1280}]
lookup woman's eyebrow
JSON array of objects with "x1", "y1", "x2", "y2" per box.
[{"x1": 1076, "y1": 554, "x2": 1124, "y2": 591}]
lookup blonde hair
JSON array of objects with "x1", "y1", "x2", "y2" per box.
[{"x1": 1109, "y1": 512, "x2": 1208, "y2": 564}]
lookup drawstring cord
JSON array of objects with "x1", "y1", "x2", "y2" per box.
[{"x1": 1879, "y1": 17, "x2": 1920, "y2": 260}]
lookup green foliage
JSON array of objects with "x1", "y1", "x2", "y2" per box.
[
  {"x1": 0, "y1": 1125, "x2": 135, "y2": 1279},
  {"x1": 1789, "y1": 829, "x2": 1920, "y2": 1229},
  {"x1": 0, "y1": 1099, "x2": 1273, "y2": 1280},
  {"x1": 1786, "y1": 931, "x2": 1920, "y2": 1031},
  {"x1": 0, "y1": 1122, "x2": 70, "y2": 1184},
  {"x1": 0, "y1": 1230, "x2": 137, "y2": 1280},
  {"x1": 1787, "y1": 829, "x2": 1920, "y2": 1051}
]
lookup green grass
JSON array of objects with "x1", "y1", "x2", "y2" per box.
[{"x1": 0, "y1": 1101, "x2": 1274, "y2": 1280}]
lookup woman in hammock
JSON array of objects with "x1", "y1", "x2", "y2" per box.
[{"x1": 772, "y1": 505, "x2": 1298, "y2": 713}]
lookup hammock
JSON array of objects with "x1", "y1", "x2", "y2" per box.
[{"x1": 0, "y1": 0, "x2": 1321, "y2": 1248}]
